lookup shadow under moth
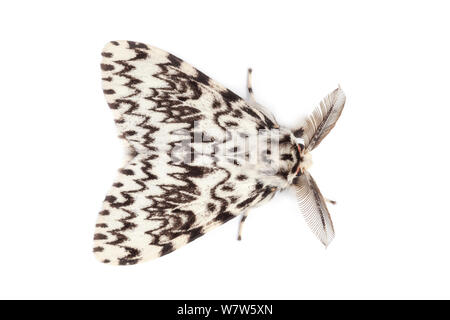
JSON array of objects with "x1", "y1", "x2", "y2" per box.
[{"x1": 94, "y1": 40, "x2": 346, "y2": 265}]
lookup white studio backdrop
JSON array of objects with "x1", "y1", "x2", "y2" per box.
[{"x1": 0, "y1": 0, "x2": 449, "y2": 299}]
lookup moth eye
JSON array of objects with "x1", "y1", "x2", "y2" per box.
[
  {"x1": 298, "y1": 143, "x2": 305, "y2": 152},
  {"x1": 294, "y1": 138, "x2": 305, "y2": 153},
  {"x1": 295, "y1": 142, "x2": 305, "y2": 155}
]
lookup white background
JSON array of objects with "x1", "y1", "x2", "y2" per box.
[{"x1": 1, "y1": 0, "x2": 449, "y2": 299}]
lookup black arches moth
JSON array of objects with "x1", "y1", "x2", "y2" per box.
[{"x1": 94, "y1": 40, "x2": 346, "y2": 265}]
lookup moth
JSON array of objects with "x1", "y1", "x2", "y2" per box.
[{"x1": 94, "y1": 40, "x2": 346, "y2": 265}]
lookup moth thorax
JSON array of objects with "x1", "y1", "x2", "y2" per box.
[{"x1": 300, "y1": 152, "x2": 313, "y2": 172}]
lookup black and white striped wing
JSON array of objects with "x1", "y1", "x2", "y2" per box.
[{"x1": 94, "y1": 41, "x2": 283, "y2": 265}]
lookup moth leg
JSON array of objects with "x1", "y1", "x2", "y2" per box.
[
  {"x1": 247, "y1": 68, "x2": 256, "y2": 103},
  {"x1": 237, "y1": 211, "x2": 249, "y2": 241},
  {"x1": 325, "y1": 198, "x2": 337, "y2": 205},
  {"x1": 246, "y1": 68, "x2": 280, "y2": 128}
]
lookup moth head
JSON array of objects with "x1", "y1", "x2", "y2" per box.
[{"x1": 294, "y1": 138, "x2": 312, "y2": 176}]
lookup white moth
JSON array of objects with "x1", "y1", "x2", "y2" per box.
[{"x1": 94, "y1": 40, "x2": 346, "y2": 265}]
